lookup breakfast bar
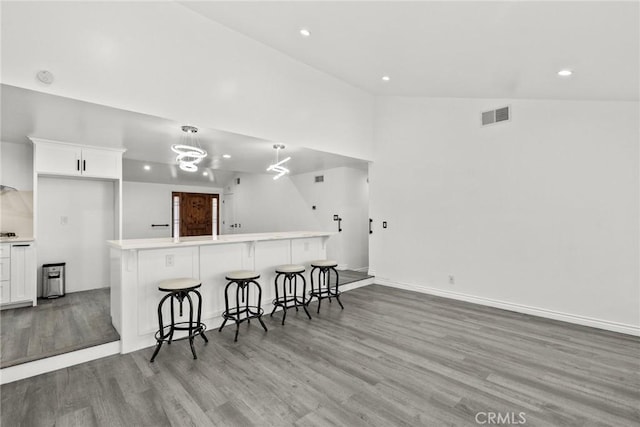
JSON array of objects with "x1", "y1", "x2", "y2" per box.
[{"x1": 108, "y1": 231, "x2": 334, "y2": 353}]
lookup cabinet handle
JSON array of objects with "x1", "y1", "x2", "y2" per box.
[
  {"x1": 83, "y1": 160, "x2": 86, "y2": 171},
  {"x1": 77, "y1": 159, "x2": 80, "y2": 171},
  {"x1": 12, "y1": 244, "x2": 30, "y2": 247},
  {"x1": 151, "y1": 224, "x2": 169, "y2": 227},
  {"x1": 369, "y1": 218, "x2": 373, "y2": 234}
]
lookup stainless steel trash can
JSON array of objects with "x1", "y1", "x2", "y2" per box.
[{"x1": 43, "y1": 263, "x2": 65, "y2": 298}]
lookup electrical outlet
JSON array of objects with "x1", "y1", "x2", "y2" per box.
[
  {"x1": 448, "y1": 275, "x2": 455, "y2": 285},
  {"x1": 166, "y1": 255, "x2": 174, "y2": 267},
  {"x1": 60, "y1": 216, "x2": 68, "y2": 225}
]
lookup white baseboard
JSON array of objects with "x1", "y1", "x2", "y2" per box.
[
  {"x1": 0, "y1": 341, "x2": 121, "y2": 385},
  {"x1": 352, "y1": 266, "x2": 370, "y2": 273},
  {"x1": 376, "y1": 278, "x2": 640, "y2": 337}
]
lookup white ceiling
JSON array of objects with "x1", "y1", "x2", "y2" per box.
[
  {"x1": 181, "y1": 1, "x2": 639, "y2": 101},
  {"x1": 1, "y1": 85, "x2": 368, "y2": 186}
]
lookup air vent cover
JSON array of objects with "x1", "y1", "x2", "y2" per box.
[
  {"x1": 315, "y1": 175, "x2": 324, "y2": 183},
  {"x1": 481, "y1": 106, "x2": 511, "y2": 126}
]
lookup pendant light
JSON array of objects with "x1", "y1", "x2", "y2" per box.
[
  {"x1": 171, "y1": 125, "x2": 207, "y2": 172},
  {"x1": 267, "y1": 144, "x2": 291, "y2": 180}
]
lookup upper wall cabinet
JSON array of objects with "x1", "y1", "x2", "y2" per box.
[{"x1": 31, "y1": 138, "x2": 126, "y2": 180}]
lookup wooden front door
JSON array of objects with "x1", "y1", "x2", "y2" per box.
[{"x1": 172, "y1": 192, "x2": 219, "y2": 237}]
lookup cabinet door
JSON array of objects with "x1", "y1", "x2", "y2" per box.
[
  {"x1": 10, "y1": 244, "x2": 36, "y2": 304},
  {"x1": 35, "y1": 143, "x2": 82, "y2": 176},
  {"x1": 0, "y1": 281, "x2": 9, "y2": 304},
  {"x1": 81, "y1": 147, "x2": 121, "y2": 179},
  {"x1": 0, "y1": 258, "x2": 9, "y2": 281}
]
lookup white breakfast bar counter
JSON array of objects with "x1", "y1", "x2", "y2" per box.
[{"x1": 108, "y1": 231, "x2": 334, "y2": 353}]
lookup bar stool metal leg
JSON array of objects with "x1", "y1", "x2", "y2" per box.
[{"x1": 220, "y1": 273, "x2": 267, "y2": 341}]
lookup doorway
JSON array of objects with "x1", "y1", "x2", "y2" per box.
[
  {"x1": 171, "y1": 192, "x2": 220, "y2": 237},
  {"x1": 222, "y1": 193, "x2": 236, "y2": 234}
]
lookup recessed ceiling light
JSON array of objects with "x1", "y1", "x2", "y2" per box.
[
  {"x1": 557, "y1": 69, "x2": 573, "y2": 77},
  {"x1": 203, "y1": 171, "x2": 208, "y2": 176},
  {"x1": 382, "y1": 75, "x2": 391, "y2": 82},
  {"x1": 300, "y1": 28, "x2": 311, "y2": 37},
  {"x1": 143, "y1": 165, "x2": 151, "y2": 171},
  {"x1": 222, "y1": 154, "x2": 231, "y2": 159}
]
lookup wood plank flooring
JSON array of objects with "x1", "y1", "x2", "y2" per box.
[
  {"x1": 1, "y1": 288, "x2": 120, "y2": 368},
  {"x1": 1, "y1": 284, "x2": 638, "y2": 426}
]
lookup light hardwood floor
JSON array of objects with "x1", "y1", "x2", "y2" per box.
[
  {"x1": 1, "y1": 288, "x2": 120, "y2": 368},
  {"x1": 1, "y1": 284, "x2": 638, "y2": 426}
]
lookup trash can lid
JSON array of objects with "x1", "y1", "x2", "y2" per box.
[{"x1": 43, "y1": 262, "x2": 66, "y2": 268}]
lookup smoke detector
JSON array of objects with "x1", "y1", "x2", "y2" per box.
[{"x1": 36, "y1": 70, "x2": 54, "y2": 84}]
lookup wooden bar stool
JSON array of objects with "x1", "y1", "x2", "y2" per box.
[
  {"x1": 150, "y1": 278, "x2": 208, "y2": 362},
  {"x1": 307, "y1": 260, "x2": 344, "y2": 313},
  {"x1": 219, "y1": 270, "x2": 268, "y2": 342},
  {"x1": 270, "y1": 264, "x2": 312, "y2": 325}
]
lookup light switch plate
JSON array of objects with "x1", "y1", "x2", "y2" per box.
[{"x1": 383, "y1": 221, "x2": 388, "y2": 229}]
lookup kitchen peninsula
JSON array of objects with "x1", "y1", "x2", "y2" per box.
[{"x1": 108, "y1": 231, "x2": 334, "y2": 353}]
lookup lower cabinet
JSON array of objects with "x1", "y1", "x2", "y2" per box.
[
  {"x1": 0, "y1": 256, "x2": 10, "y2": 304},
  {"x1": 0, "y1": 242, "x2": 36, "y2": 308}
]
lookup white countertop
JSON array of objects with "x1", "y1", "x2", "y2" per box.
[
  {"x1": 107, "y1": 231, "x2": 335, "y2": 250},
  {"x1": 0, "y1": 237, "x2": 35, "y2": 244}
]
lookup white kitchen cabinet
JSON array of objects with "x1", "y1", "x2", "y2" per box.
[
  {"x1": 0, "y1": 245, "x2": 10, "y2": 304},
  {"x1": 32, "y1": 139, "x2": 124, "y2": 179},
  {"x1": 0, "y1": 242, "x2": 36, "y2": 308},
  {"x1": 10, "y1": 243, "x2": 36, "y2": 304}
]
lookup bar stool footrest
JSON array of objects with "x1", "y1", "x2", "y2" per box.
[
  {"x1": 272, "y1": 296, "x2": 309, "y2": 307},
  {"x1": 309, "y1": 289, "x2": 341, "y2": 298},
  {"x1": 154, "y1": 322, "x2": 207, "y2": 342},
  {"x1": 222, "y1": 306, "x2": 264, "y2": 321}
]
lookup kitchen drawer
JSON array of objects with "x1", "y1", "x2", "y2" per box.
[
  {"x1": 0, "y1": 244, "x2": 10, "y2": 258},
  {"x1": 0, "y1": 280, "x2": 9, "y2": 304},
  {"x1": 0, "y1": 258, "x2": 9, "y2": 281}
]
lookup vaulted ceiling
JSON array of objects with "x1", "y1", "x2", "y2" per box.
[
  {"x1": 182, "y1": 1, "x2": 639, "y2": 100},
  {"x1": 1, "y1": 1, "x2": 637, "y2": 186}
]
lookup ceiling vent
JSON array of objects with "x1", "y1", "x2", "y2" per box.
[
  {"x1": 481, "y1": 106, "x2": 511, "y2": 126},
  {"x1": 315, "y1": 175, "x2": 324, "y2": 183}
]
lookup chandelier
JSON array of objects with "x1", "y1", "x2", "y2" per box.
[
  {"x1": 266, "y1": 144, "x2": 291, "y2": 180},
  {"x1": 171, "y1": 125, "x2": 207, "y2": 172}
]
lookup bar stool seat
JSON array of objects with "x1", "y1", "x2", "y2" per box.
[
  {"x1": 150, "y1": 277, "x2": 208, "y2": 362},
  {"x1": 308, "y1": 260, "x2": 344, "y2": 313},
  {"x1": 271, "y1": 264, "x2": 311, "y2": 324},
  {"x1": 276, "y1": 264, "x2": 306, "y2": 274},
  {"x1": 158, "y1": 277, "x2": 201, "y2": 291},
  {"x1": 310, "y1": 260, "x2": 338, "y2": 268},
  {"x1": 219, "y1": 270, "x2": 267, "y2": 341},
  {"x1": 226, "y1": 270, "x2": 260, "y2": 280}
]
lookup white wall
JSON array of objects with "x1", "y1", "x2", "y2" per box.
[
  {"x1": 0, "y1": 142, "x2": 34, "y2": 236},
  {"x1": 37, "y1": 177, "x2": 115, "y2": 294},
  {"x1": 122, "y1": 181, "x2": 223, "y2": 239},
  {"x1": 1, "y1": 1, "x2": 374, "y2": 161},
  {"x1": 1, "y1": 142, "x2": 33, "y2": 191},
  {"x1": 371, "y1": 97, "x2": 639, "y2": 331},
  {"x1": 230, "y1": 167, "x2": 369, "y2": 270}
]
